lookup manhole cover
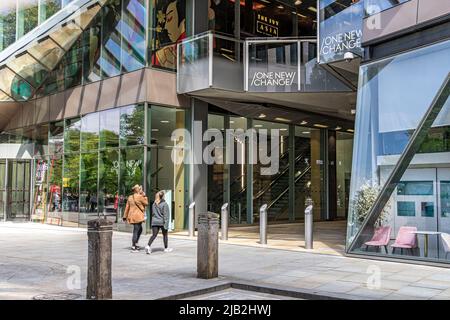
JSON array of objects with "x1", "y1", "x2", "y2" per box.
[{"x1": 33, "y1": 293, "x2": 82, "y2": 300}]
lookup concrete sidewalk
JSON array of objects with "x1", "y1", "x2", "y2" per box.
[{"x1": 1, "y1": 222, "x2": 450, "y2": 300}]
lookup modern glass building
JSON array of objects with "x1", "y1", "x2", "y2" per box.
[{"x1": 0, "y1": 0, "x2": 449, "y2": 265}]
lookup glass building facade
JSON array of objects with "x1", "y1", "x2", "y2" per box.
[{"x1": 347, "y1": 39, "x2": 450, "y2": 263}]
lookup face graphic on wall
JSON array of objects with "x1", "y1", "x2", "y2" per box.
[{"x1": 164, "y1": 1, "x2": 185, "y2": 43}]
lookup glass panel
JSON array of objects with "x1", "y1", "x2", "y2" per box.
[
  {"x1": 119, "y1": 147, "x2": 144, "y2": 219},
  {"x1": 121, "y1": 0, "x2": 146, "y2": 72},
  {"x1": 17, "y1": 0, "x2": 39, "y2": 38},
  {"x1": 33, "y1": 124, "x2": 49, "y2": 157},
  {"x1": 63, "y1": 37, "x2": 83, "y2": 89},
  {"x1": 120, "y1": 104, "x2": 144, "y2": 147},
  {"x1": 151, "y1": 0, "x2": 186, "y2": 70},
  {"x1": 79, "y1": 152, "x2": 99, "y2": 222},
  {"x1": 0, "y1": 160, "x2": 5, "y2": 217},
  {"x1": 150, "y1": 105, "x2": 187, "y2": 230},
  {"x1": 397, "y1": 201, "x2": 415, "y2": 217},
  {"x1": 64, "y1": 117, "x2": 81, "y2": 153},
  {"x1": 28, "y1": 38, "x2": 66, "y2": 70},
  {"x1": 421, "y1": 202, "x2": 434, "y2": 217},
  {"x1": 229, "y1": 117, "x2": 247, "y2": 224},
  {"x1": 99, "y1": 149, "x2": 119, "y2": 222},
  {"x1": 347, "y1": 39, "x2": 450, "y2": 249},
  {"x1": 336, "y1": 132, "x2": 353, "y2": 219},
  {"x1": 7, "y1": 53, "x2": 48, "y2": 88},
  {"x1": 252, "y1": 120, "x2": 289, "y2": 222},
  {"x1": 247, "y1": 42, "x2": 299, "y2": 93},
  {"x1": 99, "y1": 108, "x2": 120, "y2": 149},
  {"x1": 32, "y1": 159, "x2": 49, "y2": 222},
  {"x1": 347, "y1": 39, "x2": 450, "y2": 262},
  {"x1": 81, "y1": 112, "x2": 99, "y2": 152},
  {"x1": 49, "y1": 121, "x2": 64, "y2": 155},
  {"x1": 442, "y1": 182, "x2": 450, "y2": 218},
  {"x1": 83, "y1": 12, "x2": 102, "y2": 82},
  {"x1": 0, "y1": 2, "x2": 17, "y2": 51},
  {"x1": 101, "y1": 0, "x2": 122, "y2": 78},
  {"x1": 397, "y1": 181, "x2": 434, "y2": 196},
  {"x1": 49, "y1": 22, "x2": 83, "y2": 51},
  {"x1": 73, "y1": 3, "x2": 102, "y2": 29},
  {"x1": 47, "y1": 156, "x2": 63, "y2": 225},
  {"x1": 62, "y1": 153, "x2": 80, "y2": 226},
  {"x1": 0, "y1": 90, "x2": 12, "y2": 101},
  {"x1": 40, "y1": 0, "x2": 62, "y2": 22},
  {"x1": 207, "y1": 114, "x2": 225, "y2": 214},
  {"x1": 0, "y1": 67, "x2": 33, "y2": 101},
  {"x1": 318, "y1": 0, "x2": 364, "y2": 64}
]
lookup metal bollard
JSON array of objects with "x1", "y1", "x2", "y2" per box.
[
  {"x1": 221, "y1": 203, "x2": 229, "y2": 241},
  {"x1": 304, "y1": 204, "x2": 314, "y2": 249},
  {"x1": 188, "y1": 202, "x2": 195, "y2": 237},
  {"x1": 259, "y1": 204, "x2": 268, "y2": 245}
]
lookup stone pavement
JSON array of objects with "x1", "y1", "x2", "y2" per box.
[{"x1": 2, "y1": 222, "x2": 450, "y2": 300}]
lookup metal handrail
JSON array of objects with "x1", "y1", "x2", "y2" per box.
[{"x1": 267, "y1": 165, "x2": 311, "y2": 210}]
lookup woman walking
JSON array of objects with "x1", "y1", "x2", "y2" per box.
[
  {"x1": 123, "y1": 185, "x2": 148, "y2": 252},
  {"x1": 145, "y1": 191, "x2": 172, "y2": 254}
]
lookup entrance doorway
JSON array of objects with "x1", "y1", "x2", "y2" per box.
[{"x1": 0, "y1": 160, "x2": 32, "y2": 221}]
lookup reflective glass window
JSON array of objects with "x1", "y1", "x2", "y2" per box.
[
  {"x1": 397, "y1": 181, "x2": 434, "y2": 196},
  {"x1": 101, "y1": 1, "x2": 122, "y2": 78},
  {"x1": 120, "y1": 104, "x2": 144, "y2": 147},
  {"x1": 17, "y1": 0, "x2": 39, "y2": 38},
  {"x1": 0, "y1": 66, "x2": 33, "y2": 101},
  {"x1": 49, "y1": 121, "x2": 64, "y2": 155},
  {"x1": 62, "y1": 153, "x2": 80, "y2": 224},
  {"x1": 28, "y1": 38, "x2": 66, "y2": 70},
  {"x1": 0, "y1": 2, "x2": 17, "y2": 51},
  {"x1": 7, "y1": 53, "x2": 48, "y2": 88},
  {"x1": 40, "y1": 0, "x2": 62, "y2": 22},
  {"x1": 121, "y1": 0, "x2": 146, "y2": 72},
  {"x1": 119, "y1": 147, "x2": 144, "y2": 215},
  {"x1": 100, "y1": 108, "x2": 120, "y2": 149},
  {"x1": 442, "y1": 182, "x2": 450, "y2": 218},
  {"x1": 64, "y1": 117, "x2": 81, "y2": 153},
  {"x1": 83, "y1": 13, "x2": 102, "y2": 83},
  {"x1": 79, "y1": 152, "x2": 99, "y2": 218},
  {"x1": 397, "y1": 201, "x2": 415, "y2": 217},
  {"x1": 99, "y1": 149, "x2": 119, "y2": 218},
  {"x1": 81, "y1": 113, "x2": 100, "y2": 152}
]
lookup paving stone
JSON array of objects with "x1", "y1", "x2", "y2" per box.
[{"x1": 395, "y1": 286, "x2": 443, "y2": 299}]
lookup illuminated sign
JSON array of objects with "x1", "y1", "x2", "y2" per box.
[{"x1": 256, "y1": 13, "x2": 279, "y2": 37}]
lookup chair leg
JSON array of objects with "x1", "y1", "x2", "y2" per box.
[
  {"x1": 401, "y1": 248, "x2": 404, "y2": 255},
  {"x1": 365, "y1": 245, "x2": 369, "y2": 251},
  {"x1": 384, "y1": 246, "x2": 388, "y2": 254},
  {"x1": 392, "y1": 247, "x2": 396, "y2": 254}
]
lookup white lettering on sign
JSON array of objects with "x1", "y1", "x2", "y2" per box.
[
  {"x1": 320, "y1": 29, "x2": 362, "y2": 56},
  {"x1": 250, "y1": 71, "x2": 296, "y2": 87}
]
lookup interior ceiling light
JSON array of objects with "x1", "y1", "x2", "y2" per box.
[
  {"x1": 295, "y1": 0, "x2": 302, "y2": 5},
  {"x1": 300, "y1": 121, "x2": 308, "y2": 125},
  {"x1": 314, "y1": 124, "x2": 329, "y2": 128},
  {"x1": 160, "y1": 120, "x2": 170, "y2": 123},
  {"x1": 258, "y1": 113, "x2": 266, "y2": 118},
  {"x1": 308, "y1": 6, "x2": 317, "y2": 13},
  {"x1": 335, "y1": 126, "x2": 342, "y2": 131},
  {"x1": 275, "y1": 117, "x2": 291, "y2": 122}
]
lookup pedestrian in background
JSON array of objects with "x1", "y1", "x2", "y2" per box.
[
  {"x1": 123, "y1": 184, "x2": 148, "y2": 252},
  {"x1": 146, "y1": 190, "x2": 172, "y2": 254}
]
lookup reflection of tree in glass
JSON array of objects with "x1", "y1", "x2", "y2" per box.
[
  {"x1": 120, "y1": 105, "x2": 145, "y2": 146},
  {"x1": 100, "y1": 129, "x2": 119, "y2": 148}
]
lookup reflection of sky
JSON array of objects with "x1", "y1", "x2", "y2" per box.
[
  {"x1": 82, "y1": 113, "x2": 99, "y2": 134},
  {"x1": 126, "y1": 0, "x2": 146, "y2": 27}
]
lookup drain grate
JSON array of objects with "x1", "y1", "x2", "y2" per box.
[{"x1": 33, "y1": 292, "x2": 82, "y2": 300}]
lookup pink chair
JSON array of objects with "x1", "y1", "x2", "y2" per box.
[
  {"x1": 364, "y1": 226, "x2": 392, "y2": 254},
  {"x1": 391, "y1": 226, "x2": 418, "y2": 255}
]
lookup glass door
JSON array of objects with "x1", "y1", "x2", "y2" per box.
[
  {"x1": 0, "y1": 160, "x2": 6, "y2": 220},
  {"x1": 6, "y1": 160, "x2": 32, "y2": 221}
]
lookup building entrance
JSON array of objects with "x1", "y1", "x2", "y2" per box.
[{"x1": 0, "y1": 160, "x2": 32, "y2": 221}]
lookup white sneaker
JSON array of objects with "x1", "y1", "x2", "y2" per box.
[
  {"x1": 145, "y1": 245, "x2": 152, "y2": 254},
  {"x1": 164, "y1": 248, "x2": 173, "y2": 253}
]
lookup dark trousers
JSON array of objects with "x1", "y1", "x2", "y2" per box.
[
  {"x1": 147, "y1": 226, "x2": 168, "y2": 249},
  {"x1": 132, "y1": 223, "x2": 143, "y2": 246}
]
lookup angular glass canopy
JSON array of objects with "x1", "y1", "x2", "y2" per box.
[{"x1": 0, "y1": 0, "x2": 105, "y2": 102}]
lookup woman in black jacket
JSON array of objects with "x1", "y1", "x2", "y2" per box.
[{"x1": 145, "y1": 191, "x2": 172, "y2": 254}]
